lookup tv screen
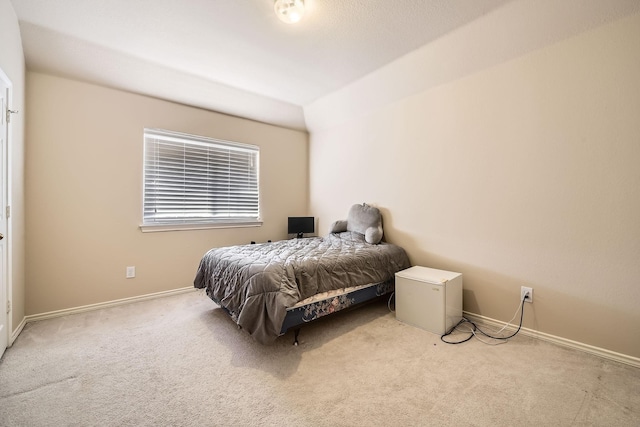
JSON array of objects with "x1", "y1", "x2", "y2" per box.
[{"x1": 288, "y1": 216, "x2": 314, "y2": 238}]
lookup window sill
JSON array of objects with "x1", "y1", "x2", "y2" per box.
[{"x1": 139, "y1": 221, "x2": 263, "y2": 233}]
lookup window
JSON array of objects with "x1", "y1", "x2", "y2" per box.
[{"x1": 142, "y1": 128, "x2": 260, "y2": 230}]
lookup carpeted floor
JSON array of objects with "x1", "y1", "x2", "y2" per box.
[{"x1": 1, "y1": 290, "x2": 638, "y2": 426}]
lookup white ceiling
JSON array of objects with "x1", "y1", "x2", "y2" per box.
[
  {"x1": 11, "y1": 0, "x2": 516, "y2": 129},
  {"x1": 9, "y1": 0, "x2": 640, "y2": 130}
]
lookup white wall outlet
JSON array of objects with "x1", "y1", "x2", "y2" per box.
[
  {"x1": 521, "y1": 286, "x2": 533, "y2": 303},
  {"x1": 126, "y1": 266, "x2": 136, "y2": 279}
]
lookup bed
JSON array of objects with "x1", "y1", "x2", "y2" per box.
[{"x1": 193, "y1": 204, "x2": 411, "y2": 344}]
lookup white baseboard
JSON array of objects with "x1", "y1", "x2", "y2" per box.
[
  {"x1": 464, "y1": 311, "x2": 640, "y2": 369},
  {"x1": 9, "y1": 316, "x2": 27, "y2": 347},
  {"x1": 25, "y1": 287, "x2": 197, "y2": 324}
]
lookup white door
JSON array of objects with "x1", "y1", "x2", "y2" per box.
[{"x1": 0, "y1": 73, "x2": 9, "y2": 358}]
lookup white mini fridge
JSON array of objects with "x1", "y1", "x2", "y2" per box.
[{"x1": 395, "y1": 266, "x2": 463, "y2": 335}]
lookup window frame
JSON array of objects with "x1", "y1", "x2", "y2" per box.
[{"x1": 140, "y1": 128, "x2": 261, "y2": 233}]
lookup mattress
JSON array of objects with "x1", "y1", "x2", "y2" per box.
[{"x1": 279, "y1": 279, "x2": 395, "y2": 335}]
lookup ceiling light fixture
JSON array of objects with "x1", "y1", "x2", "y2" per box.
[{"x1": 274, "y1": 0, "x2": 305, "y2": 24}]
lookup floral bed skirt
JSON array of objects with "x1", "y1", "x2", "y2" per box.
[{"x1": 279, "y1": 278, "x2": 395, "y2": 335}]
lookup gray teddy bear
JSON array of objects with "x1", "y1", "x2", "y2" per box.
[{"x1": 329, "y1": 203, "x2": 384, "y2": 244}]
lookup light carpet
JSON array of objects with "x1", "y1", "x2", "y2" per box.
[{"x1": 1, "y1": 290, "x2": 638, "y2": 426}]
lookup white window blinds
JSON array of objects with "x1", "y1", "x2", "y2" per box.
[{"x1": 143, "y1": 129, "x2": 260, "y2": 226}]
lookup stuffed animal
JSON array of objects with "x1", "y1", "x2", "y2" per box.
[{"x1": 329, "y1": 203, "x2": 384, "y2": 244}]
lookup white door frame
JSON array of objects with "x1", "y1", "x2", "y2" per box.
[{"x1": 0, "y1": 66, "x2": 13, "y2": 355}]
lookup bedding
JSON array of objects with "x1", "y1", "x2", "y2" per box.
[
  {"x1": 193, "y1": 231, "x2": 410, "y2": 343},
  {"x1": 279, "y1": 279, "x2": 395, "y2": 341}
]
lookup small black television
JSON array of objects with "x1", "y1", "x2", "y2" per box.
[{"x1": 288, "y1": 216, "x2": 314, "y2": 238}]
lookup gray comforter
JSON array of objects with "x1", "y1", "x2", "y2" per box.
[{"x1": 193, "y1": 231, "x2": 410, "y2": 343}]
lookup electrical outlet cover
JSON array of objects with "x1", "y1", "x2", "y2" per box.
[
  {"x1": 521, "y1": 286, "x2": 533, "y2": 303},
  {"x1": 126, "y1": 266, "x2": 136, "y2": 278}
]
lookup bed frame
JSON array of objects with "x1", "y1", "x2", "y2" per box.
[{"x1": 279, "y1": 278, "x2": 395, "y2": 345}]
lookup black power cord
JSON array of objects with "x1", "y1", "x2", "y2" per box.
[
  {"x1": 441, "y1": 294, "x2": 527, "y2": 344},
  {"x1": 440, "y1": 318, "x2": 476, "y2": 344}
]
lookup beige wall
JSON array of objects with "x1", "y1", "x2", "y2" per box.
[
  {"x1": 0, "y1": 0, "x2": 26, "y2": 339},
  {"x1": 25, "y1": 72, "x2": 308, "y2": 315},
  {"x1": 307, "y1": 14, "x2": 640, "y2": 357}
]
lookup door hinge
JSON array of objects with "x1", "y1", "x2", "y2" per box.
[
  {"x1": 5, "y1": 206, "x2": 9, "y2": 219},
  {"x1": 6, "y1": 300, "x2": 9, "y2": 314}
]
